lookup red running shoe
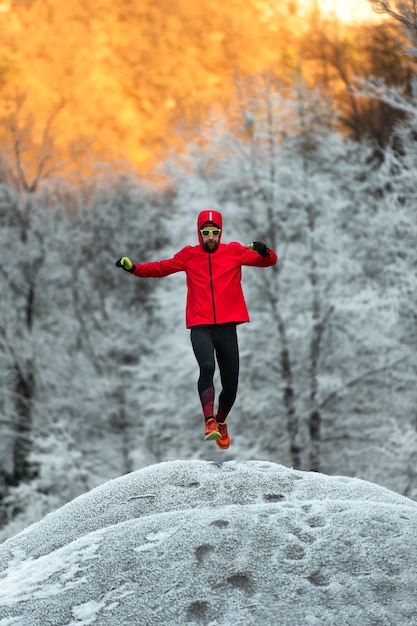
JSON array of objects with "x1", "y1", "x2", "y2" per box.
[
  {"x1": 215, "y1": 420, "x2": 230, "y2": 449},
  {"x1": 204, "y1": 418, "x2": 221, "y2": 441}
]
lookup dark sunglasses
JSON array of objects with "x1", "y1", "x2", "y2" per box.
[{"x1": 200, "y1": 228, "x2": 221, "y2": 236}]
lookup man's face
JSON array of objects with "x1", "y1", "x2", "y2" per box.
[{"x1": 200, "y1": 227, "x2": 221, "y2": 252}]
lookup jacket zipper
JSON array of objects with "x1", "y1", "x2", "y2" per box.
[{"x1": 208, "y1": 254, "x2": 217, "y2": 323}]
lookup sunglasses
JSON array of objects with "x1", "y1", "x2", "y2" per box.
[{"x1": 200, "y1": 228, "x2": 221, "y2": 236}]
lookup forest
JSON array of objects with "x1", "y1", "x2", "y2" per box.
[{"x1": 0, "y1": 0, "x2": 416, "y2": 540}]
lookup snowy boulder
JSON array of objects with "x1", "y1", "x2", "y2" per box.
[{"x1": 0, "y1": 460, "x2": 416, "y2": 626}]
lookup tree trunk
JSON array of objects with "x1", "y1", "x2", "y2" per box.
[{"x1": 12, "y1": 366, "x2": 34, "y2": 484}]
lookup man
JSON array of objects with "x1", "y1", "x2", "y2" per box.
[{"x1": 116, "y1": 209, "x2": 277, "y2": 449}]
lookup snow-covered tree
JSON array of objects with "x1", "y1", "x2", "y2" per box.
[
  {"x1": 0, "y1": 175, "x2": 170, "y2": 536},
  {"x1": 2, "y1": 61, "x2": 417, "y2": 541},
  {"x1": 160, "y1": 75, "x2": 417, "y2": 486}
]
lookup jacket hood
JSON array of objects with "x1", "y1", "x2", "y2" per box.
[{"x1": 197, "y1": 210, "x2": 223, "y2": 249}]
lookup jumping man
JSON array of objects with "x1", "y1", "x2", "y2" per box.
[{"x1": 116, "y1": 209, "x2": 277, "y2": 449}]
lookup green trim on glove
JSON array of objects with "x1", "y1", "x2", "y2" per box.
[{"x1": 116, "y1": 257, "x2": 134, "y2": 272}]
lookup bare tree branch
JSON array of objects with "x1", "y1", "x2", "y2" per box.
[
  {"x1": 372, "y1": 1, "x2": 417, "y2": 38},
  {"x1": 319, "y1": 355, "x2": 410, "y2": 410}
]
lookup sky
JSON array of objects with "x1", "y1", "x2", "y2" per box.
[
  {"x1": 319, "y1": 0, "x2": 378, "y2": 22},
  {"x1": 0, "y1": 459, "x2": 416, "y2": 625}
]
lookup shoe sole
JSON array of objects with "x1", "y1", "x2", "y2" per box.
[
  {"x1": 215, "y1": 440, "x2": 230, "y2": 449},
  {"x1": 205, "y1": 430, "x2": 221, "y2": 441}
]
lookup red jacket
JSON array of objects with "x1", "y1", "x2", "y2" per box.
[{"x1": 131, "y1": 210, "x2": 278, "y2": 328}]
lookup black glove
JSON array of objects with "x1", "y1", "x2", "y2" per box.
[
  {"x1": 249, "y1": 241, "x2": 269, "y2": 257},
  {"x1": 116, "y1": 257, "x2": 135, "y2": 272}
]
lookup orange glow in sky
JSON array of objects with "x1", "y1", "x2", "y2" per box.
[
  {"x1": 318, "y1": 0, "x2": 378, "y2": 23},
  {"x1": 0, "y1": 0, "x2": 388, "y2": 181}
]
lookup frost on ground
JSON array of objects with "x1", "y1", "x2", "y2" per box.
[{"x1": 0, "y1": 460, "x2": 416, "y2": 626}]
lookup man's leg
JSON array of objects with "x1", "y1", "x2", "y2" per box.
[
  {"x1": 214, "y1": 324, "x2": 239, "y2": 424},
  {"x1": 190, "y1": 327, "x2": 221, "y2": 440}
]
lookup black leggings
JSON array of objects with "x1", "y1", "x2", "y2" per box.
[{"x1": 190, "y1": 324, "x2": 239, "y2": 422}]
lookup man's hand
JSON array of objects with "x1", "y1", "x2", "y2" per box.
[
  {"x1": 249, "y1": 241, "x2": 269, "y2": 257},
  {"x1": 115, "y1": 257, "x2": 134, "y2": 272}
]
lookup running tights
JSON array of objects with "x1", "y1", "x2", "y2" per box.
[{"x1": 190, "y1": 324, "x2": 239, "y2": 423}]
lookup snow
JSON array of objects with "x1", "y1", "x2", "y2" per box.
[{"x1": 0, "y1": 460, "x2": 416, "y2": 625}]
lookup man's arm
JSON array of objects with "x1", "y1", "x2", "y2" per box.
[
  {"x1": 116, "y1": 248, "x2": 188, "y2": 277},
  {"x1": 234, "y1": 241, "x2": 278, "y2": 267}
]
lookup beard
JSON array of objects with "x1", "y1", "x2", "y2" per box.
[{"x1": 203, "y1": 240, "x2": 219, "y2": 253}]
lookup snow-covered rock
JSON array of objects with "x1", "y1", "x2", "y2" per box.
[{"x1": 0, "y1": 460, "x2": 416, "y2": 625}]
